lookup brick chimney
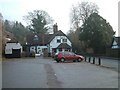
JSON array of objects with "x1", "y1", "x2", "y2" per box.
[{"x1": 53, "y1": 23, "x2": 58, "y2": 34}]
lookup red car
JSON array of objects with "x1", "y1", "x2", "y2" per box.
[{"x1": 54, "y1": 51, "x2": 84, "y2": 62}]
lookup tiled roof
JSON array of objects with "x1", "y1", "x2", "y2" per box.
[
  {"x1": 26, "y1": 33, "x2": 53, "y2": 45},
  {"x1": 26, "y1": 30, "x2": 69, "y2": 45},
  {"x1": 7, "y1": 38, "x2": 18, "y2": 43},
  {"x1": 4, "y1": 31, "x2": 18, "y2": 43},
  {"x1": 57, "y1": 43, "x2": 72, "y2": 49}
]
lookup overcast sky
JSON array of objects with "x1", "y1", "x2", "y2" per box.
[{"x1": 0, "y1": 0, "x2": 119, "y2": 36}]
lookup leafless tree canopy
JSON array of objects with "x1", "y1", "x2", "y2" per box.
[{"x1": 70, "y1": 1, "x2": 99, "y2": 30}]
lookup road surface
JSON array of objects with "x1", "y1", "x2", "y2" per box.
[{"x1": 2, "y1": 57, "x2": 118, "y2": 88}]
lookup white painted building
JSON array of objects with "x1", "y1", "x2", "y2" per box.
[
  {"x1": 111, "y1": 37, "x2": 120, "y2": 49},
  {"x1": 30, "y1": 46, "x2": 47, "y2": 55},
  {"x1": 26, "y1": 24, "x2": 72, "y2": 56},
  {"x1": 5, "y1": 41, "x2": 22, "y2": 58},
  {"x1": 49, "y1": 35, "x2": 72, "y2": 53}
]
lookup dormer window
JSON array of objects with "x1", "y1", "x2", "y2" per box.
[
  {"x1": 57, "y1": 39, "x2": 61, "y2": 43},
  {"x1": 63, "y1": 39, "x2": 67, "y2": 43},
  {"x1": 34, "y1": 35, "x2": 38, "y2": 41}
]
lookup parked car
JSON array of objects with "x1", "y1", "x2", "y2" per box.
[
  {"x1": 54, "y1": 51, "x2": 84, "y2": 62},
  {"x1": 52, "y1": 52, "x2": 59, "y2": 58}
]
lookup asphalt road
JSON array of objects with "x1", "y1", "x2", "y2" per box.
[{"x1": 2, "y1": 57, "x2": 118, "y2": 88}]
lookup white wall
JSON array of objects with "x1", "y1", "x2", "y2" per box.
[
  {"x1": 29, "y1": 36, "x2": 72, "y2": 54},
  {"x1": 112, "y1": 40, "x2": 119, "y2": 49},
  {"x1": 30, "y1": 46, "x2": 47, "y2": 54},
  {"x1": 112, "y1": 40, "x2": 117, "y2": 46},
  {"x1": 49, "y1": 36, "x2": 72, "y2": 53},
  {"x1": 30, "y1": 46, "x2": 35, "y2": 52},
  {"x1": 112, "y1": 46, "x2": 119, "y2": 49},
  {"x1": 5, "y1": 43, "x2": 22, "y2": 54}
]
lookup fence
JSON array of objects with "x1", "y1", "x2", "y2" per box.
[{"x1": 106, "y1": 48, "x2": 120, "y2": 58}]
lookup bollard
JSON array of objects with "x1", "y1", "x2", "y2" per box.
[
  {"x1": 98, "y1": 57, "x2": 101, "y2": 65},
  {"x1": 93, "y1": 57, "x2": 95, "y2": 64},
  {"x1": 84, "y1": 57, "x2": 86, "y2": 61},
  {"x1": 89, "y1": 57, "x2": 91, "y2": 62}
]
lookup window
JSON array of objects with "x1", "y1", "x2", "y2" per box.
[
  {"x1": 34, "y1": 35, "x2": 38, "y2": 41},
  {"x1": 59, "y1": 48, "x2": 62, "y2": 51},
  {"x1": 57, "y1": 39, "x2": 61, "y2": 43},
  {"x1": 69, "y1": 52, "x2": 75, "y2": 56},
  {"x1": 63, "y1": 52, "x2": 69, "y2": 56},
  {"x1": 63, "y1": 39, "x2": 67, "y2": 43},
  {"x1": 38, "y1": 47, "x2": 40, "y2": 49},
  {"x1": 31, "y1": 47, "x2": 34, "y2": 49}
]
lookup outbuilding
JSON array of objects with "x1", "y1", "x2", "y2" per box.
[{"x1": 5, "y1": 40, "x2": 22, "y2": 58}]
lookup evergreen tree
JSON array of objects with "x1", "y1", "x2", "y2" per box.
[
  {"x1": 79, "y1": 13, "x2": 115, "y2": 54},
  {"x1": 24, "y1": 10, "x2": 54, "y2": 34}
]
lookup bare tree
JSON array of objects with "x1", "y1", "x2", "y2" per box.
[
  {"x1": 70, "y1": 1, "x2": 99, "y2": 30},
  {"x1": 70, "y1": 5, "x2": 81, "y2": 30}
]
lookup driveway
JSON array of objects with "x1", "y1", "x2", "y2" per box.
[{"x1": 2, "y1": 57, "x2": 118, "y2": 88}]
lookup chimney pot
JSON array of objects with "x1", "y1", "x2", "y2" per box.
[{"x1": 53, "y1": 23, "x2": 58, "y2": 34}]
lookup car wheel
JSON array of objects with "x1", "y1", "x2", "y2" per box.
[
  {"x1": 73, "y1": 60, "x2": 76, "y2": 62},
  {"x1": 56, "y1": 60, "x2": 59, "y2": 63},
  {"x1": 77, "y1": 58, "x2": 82, "y2": 62},
  {"x1": 60, "y1": 58, "x2": 65, "y2": 62}
]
